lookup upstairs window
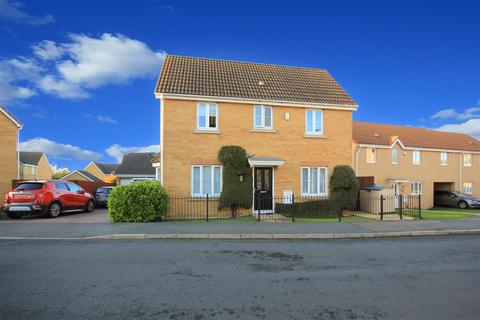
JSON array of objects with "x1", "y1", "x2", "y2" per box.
[
  {"x1": 440, "y1": 152, "x2": 448, "y2": 166},
  {"x1": 464, "y1": 153, "x2": 472, "y2": 167},
  {"x1": 366, "y1": 148, "x2": 376, "y2": 163},
  {"x1": 254, "y1": 106, "x2": 273, "y2": 129},
  {"x1": 305, "y1": 109, "x2": 323, "y2": 135},
  {"x1": 392, "y1": 148, "x2": 399, "y2": 164},
  {"x1": 197, "y1": 103, "x2": 218, "y2": 130},
  {"x1": 413, "y1": 150, "x2": 421, "y2": 165}
]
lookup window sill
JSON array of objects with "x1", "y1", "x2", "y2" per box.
[
  {"x1": 304, "y1": 134, "x2": 326, "y2": 139},
  {"x1": 188, "y1": 196, "x2": 220, "y2": 201},
  {"x1": 300, "y1": 194, "x2": 329, "y2": 198},
  {"x1": 251, "y1": 128, "x2": 277, "y2": 133},
  {"x1": 193, "y1": 129, "x2": 221, "y2": 134}
]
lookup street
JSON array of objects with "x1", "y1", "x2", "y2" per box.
[{"x1": 0, "y1": 236, "x2": 479, "y2": 319}]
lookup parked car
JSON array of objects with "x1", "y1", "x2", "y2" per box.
[
  {"x1": 2, "y1": 181, "x2": 95, "y2": 219},
  {"x1": 95, "y1": 186, "x2": 114, "y2": 207},
  {"x1": 434, "y1": 191, "x2": 480, "y2": 209}
]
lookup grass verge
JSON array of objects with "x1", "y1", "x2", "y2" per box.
[{"x1": 421, "y1": 207, "x2": 479, "y2": 220}]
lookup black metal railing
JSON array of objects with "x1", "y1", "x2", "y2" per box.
[{"x1": 163, "y1": 194, "x2": 422, "y2": 222}]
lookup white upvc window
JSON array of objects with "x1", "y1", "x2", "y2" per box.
[
  {"x1": 305, "y1": 109, "x2": 323, "y2": 135},
  {"x1": 412, "y1": 150, "x2": 421, "y2": 165},
  {"x1": 301, "y1": 167, "x2": 328, "y2": 196},
  {"x1": 366, "y1": 148, "x2": 376, "y2": 163},
  {"x1": 410, "y1": 182, "x2": 423, "y2": 195},
  {"x1": 253, "y1": 105, "x2": 273, "y2": 129},
  {"x1": 197, "y1": 103, "x2": 218, "y2": 130},
  {"x1": 191, "y1": 165, "x2": 222, "y2": 197},
  {"x1": 463, "y1": 182, "x2": 473, "y2": 194},
  {"x1": 463, "y1": 153, "x2": 472, "y2": 167},
  {"x1": 440, "y1": 152, "x2": 448, "y2": 166},
  {"x1": 392, "y1": 148, "x2": 399, "y2": 164}
]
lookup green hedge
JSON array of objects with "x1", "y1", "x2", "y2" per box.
[
  {"x1": 108, "y1": 181, "x2": 168, "y2": 222},
  {"x1": 275, "y1": 199, "x2": 341, "y2": 219}
]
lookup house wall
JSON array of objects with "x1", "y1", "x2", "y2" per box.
[
  {"x1": 161, "y1": 98, "x2": 354, "y2": 202},
  {"x1": 355, "y1": 142, "x2": 480, "y2": 208},
  {"x1": 37, "y1": 154, "x2": 52, "y2": 180},
  {"x1": 0, "y1": 114, "x2": 19, "y2": 197},
  {"x1": 19, "y1": 164, "x2": 36, "y2": 180},
  {"x1": 64, "y1": 172, "x2": 91, "y2": 181}
]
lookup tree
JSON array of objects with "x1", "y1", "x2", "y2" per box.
[
  {"x1": 330, "y1": 165, "x2": 359, "y2": 211},
  {"x1": 217, "y1": 145, "x2": 252, "y2": 216},
  {"x1": 51, "y1": 166, "x2": 69, "y2": 179}
]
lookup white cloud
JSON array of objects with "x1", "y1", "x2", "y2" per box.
[
  {"x1": 84, "y1": 113, "x2": 117, "y2": 124},
  {"x1": 0, "y1": 33, "x2": 165, "y2": 103},
  {"x1": 431, "y1": 107, "x2": 480, "y2": 121},
  {"x1": 0, "y1": 0, "x2": 55, "y2": 25},
  {"x1": 20, "y1": 138, "x2": 102, "y2": 161},
  {"x1": 435, "y1": 119, "x2": 480, "y2": 139},
  {"x1": 0, "y1": 57, "x2": 40, "y2": 103},
  {"x1": 32, "y1": 40, "x2": 65, "y2": 60},
  {"x1": 105, "y1": 144, "x2": 160, "y2": 162}
]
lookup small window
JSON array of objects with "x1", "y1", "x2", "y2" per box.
[
  {"x1": 253, "y1": 106, "x2": 273, "y2": 129},
  {"x1": 413, "y1": 150, "x2": 421, "y2": 165},
  {"x1": 301, "y1": 167, "x2": 328, "y2": 195},
  {"x1": 392, "y1": 148, "x2": 399, "y2": 164},
  {"x1": 440, "y1": 152, "x2": 448, "y2": 166},
  {"x1": 366, "y1": 148, "x2": 376, "y2": 163},
  {"x1": 305, "y1": 109, "x2": 323, "y2": 135},
  {"x1": 410, "y1": 182, "x2": 423, "y2": 195},
  {"x1": 463, "y1": 154, "x2": 472, "y2": 167},
  {"x1": 192, "y1": 165, "x2": 222, "y2": 196},
  {"x1": 32, "y1": 167, "x2": 37, "y2": 175},
  {"x1": 463, "y1": 182, "x2": 472, "y2": 194},
  {"x1": 197, "y1": 103, "x2": 218, "y2": 130}
]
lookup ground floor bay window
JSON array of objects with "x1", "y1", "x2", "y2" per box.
[
  {"x1": 191, "y1": 165, "x2": 222, "y2": 196},
  {"x1": 301, "y1": 167, "x2": 328, "y2": 196}
]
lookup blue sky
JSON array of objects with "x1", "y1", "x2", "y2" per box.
[{"x1": 1, "y1": 0, "x2": 479, "y2": 171}]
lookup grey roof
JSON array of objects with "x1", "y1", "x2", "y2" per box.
[
  {"x1": 115, "y1": 153, "x2": 156, "y2": 176},
  {"x1": 62, "y1": 170, "x2": 103, "y2": 182},
  {"x1": 155, "y1": 55, "x2": 357, "y2": 107},
  {"x1": 93, "y1": 162, "x2": 119, "y2": 174},
  {"x1": 0, "y1": 106, "x2": 22, "y2": 127},
  {"x1": 19, "y1": 151, "x2": 43, "y2": 166}
]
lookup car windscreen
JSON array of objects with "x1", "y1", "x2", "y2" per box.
[{"x1": 15, "y1": 183, "x2": 44, "y2": 190}]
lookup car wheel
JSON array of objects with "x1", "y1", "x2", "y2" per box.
[
  {"x1": 6, "y1": 212, "x2": 20, "y2": 219},
  {"x1": 85, "y1": 200, "x2": 94, "y2": 213},
  {"x1": 458, "y1": 201, "x2": 469, "y2": 209},
  {"x1": 47, "y1": 202, "x2": 62, "y2": 218}
]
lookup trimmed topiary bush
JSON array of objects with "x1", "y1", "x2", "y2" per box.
[
  {"x1": 330, "y1": 165, "x2": 359, "y2": 211},
  {"x1": 218, "y1": 145, "x2": 252, "y2": 216},
  {"x1": 108, "y1": 181, "x2": 168, "y2": 222}
]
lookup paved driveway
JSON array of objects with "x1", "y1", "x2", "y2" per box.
[{"x1": 1, "y1": 208, "x2": 109, "y2": 223}]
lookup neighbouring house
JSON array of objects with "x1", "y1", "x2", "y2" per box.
[
  {"x1": 0, "y1": 106, "x2": 22, "y2": 197},
  {"x1": 154, "y1": 55, "x2": 357, "y2": 213},
  {"x1": 353, "y1": 121, "x2": 480, "y2": 208},
  {"x1": 61, "y1": 170, "x2": 104, "y2": 182},
  {"x1": 151, "y1": 153, "x2": 161, "y2": 181},
  {"x1": 84, "y1": 162, "x2": 119, "y2": 183},
  {"x1": 19, "y1": 151, "x2": 53, "y2": 180},
  {"x1": 115, "y1": 152, "x2": 157, "y2": 185}
]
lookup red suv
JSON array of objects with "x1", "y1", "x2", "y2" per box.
[{"x1": 2, "y1": 181, "x2": 95, "y2": 219}]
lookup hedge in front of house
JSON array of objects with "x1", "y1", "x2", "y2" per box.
[
  {"x1": 108, "y1": 181, "x2": 168, "y2": 222},
  {"x1": 275, "y1": 199, "x2": 341, "y2": 218}
]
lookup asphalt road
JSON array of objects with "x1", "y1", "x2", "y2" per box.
[{"x1": 0, "y1": 237, "x2": 478, "y2": 320}]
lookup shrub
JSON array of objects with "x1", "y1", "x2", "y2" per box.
[
  {"x1": 108, "y1": 181, "x2": 168, "y2": 222},
  {"x1": 275, "y1": 199, "x2": 340, "y2": 218},
  {"x1": 330, "y1": 165, "x2": 359, "y2": 211},
  {"x1": 218, "y1": 145, "x2": 252, "y2": 216}
]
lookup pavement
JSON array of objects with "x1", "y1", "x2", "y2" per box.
[
  {"x1": 1, "y1": 209, "x2": 480, "y2": 240},
  {"x1": 0, "y1": 236, "x2": 479, "y2": 319}
]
